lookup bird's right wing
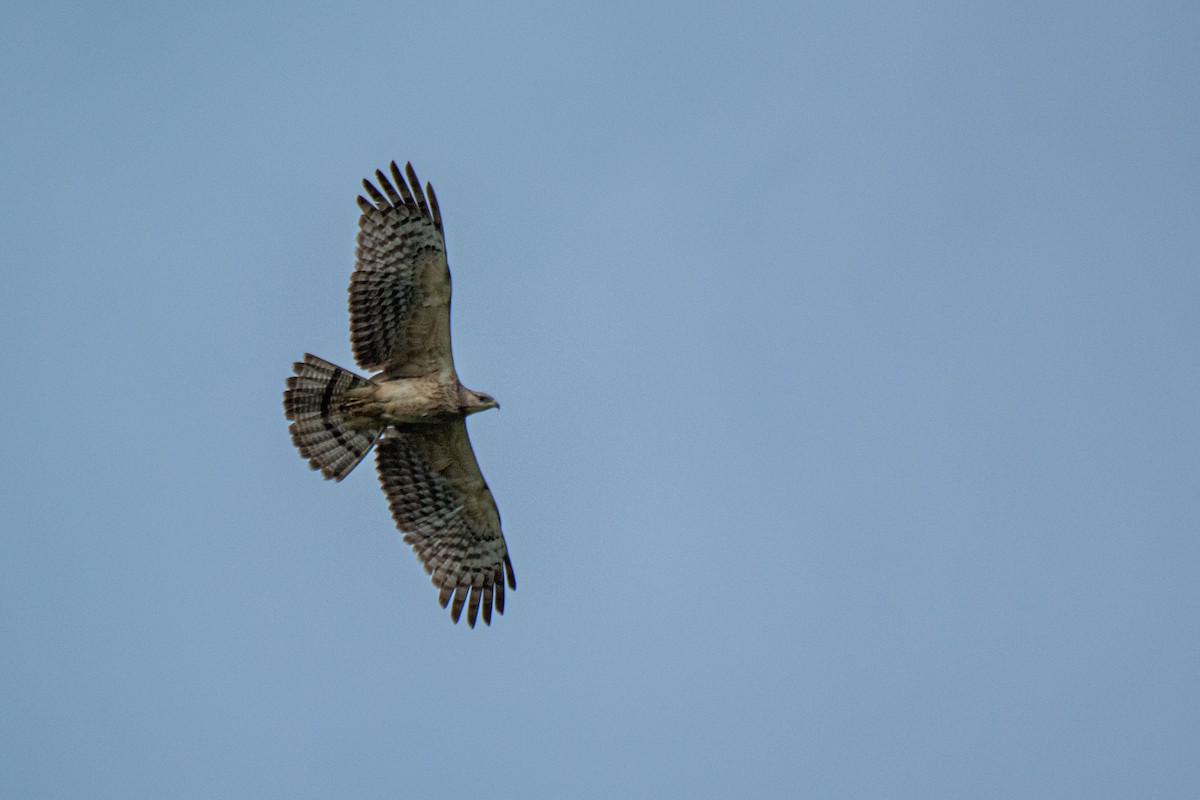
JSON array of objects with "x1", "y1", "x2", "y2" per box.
[{"x1": 375, "y1": 421, "x2": 515, "y2": 627}]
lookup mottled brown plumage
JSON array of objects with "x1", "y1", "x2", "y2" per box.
[{"x1": 283, "y1": 162, "x2": 514, "y2": 627}]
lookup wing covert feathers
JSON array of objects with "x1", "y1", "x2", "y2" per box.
[{"x1": 375, "y1": 424, "x2": 516, "y2": 627}]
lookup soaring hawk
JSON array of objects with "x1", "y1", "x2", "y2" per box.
[{"x1": 283, "y1": 161, "x2": 514, "y2": 627}]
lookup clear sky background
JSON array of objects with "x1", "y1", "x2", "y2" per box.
[{"x1": 2, "y1": 2, "x2": 1198, "y2": 797}]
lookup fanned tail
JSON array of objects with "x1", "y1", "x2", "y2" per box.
[{"x1": 283, "y1": 354, "x2": 382, "y2": 481}]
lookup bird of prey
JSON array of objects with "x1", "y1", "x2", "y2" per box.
[{"x1": 283, "y1": 161, "x2": 515, "y2": 627}]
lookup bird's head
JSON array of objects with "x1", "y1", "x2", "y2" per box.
[{"x1": 461, "y1": 388, "x2": 499, "y2": 415}]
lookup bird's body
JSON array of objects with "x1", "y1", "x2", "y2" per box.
[
  {"x1": 283, "y1": 161, "x2": 514, "y2": 627},
  {"x1": 340, "y1": 377, "x2": 460, "y2": 427}
]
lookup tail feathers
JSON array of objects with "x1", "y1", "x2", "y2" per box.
[{"x1": 283, "y1": 354, "x2": 383, "y2": 481}]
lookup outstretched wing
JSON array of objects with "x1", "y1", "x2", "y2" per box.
[
  {"x1": 375, "y1": 423, "x2": 516, "y2": 627},
  {"x1": 351, "y1": 162, "x2": 453, "y2": 379}
]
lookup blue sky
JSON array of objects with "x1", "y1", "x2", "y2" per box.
[{"x1": 2, "y1": 2, "x2": 1198, "y2": 797}]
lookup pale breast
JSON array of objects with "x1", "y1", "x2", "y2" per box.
[{"x1": 366, "y1": 377, "x2": 457, "y2": 424}]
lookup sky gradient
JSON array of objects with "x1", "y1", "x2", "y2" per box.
[{"x1": 2, "y1": 2, "x2": 1198, "y2": 797}]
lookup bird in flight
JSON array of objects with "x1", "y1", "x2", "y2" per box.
[{"x1": 283, "y1": 161, "x2": 514, "y2": 627}]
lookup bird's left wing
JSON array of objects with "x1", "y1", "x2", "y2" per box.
[
  {"x1": 375, "y1": 422, "x2": 516, "y2": 627},
  {"x1": 351, "y1": 162, "x2": 454, "y2": 379}
]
